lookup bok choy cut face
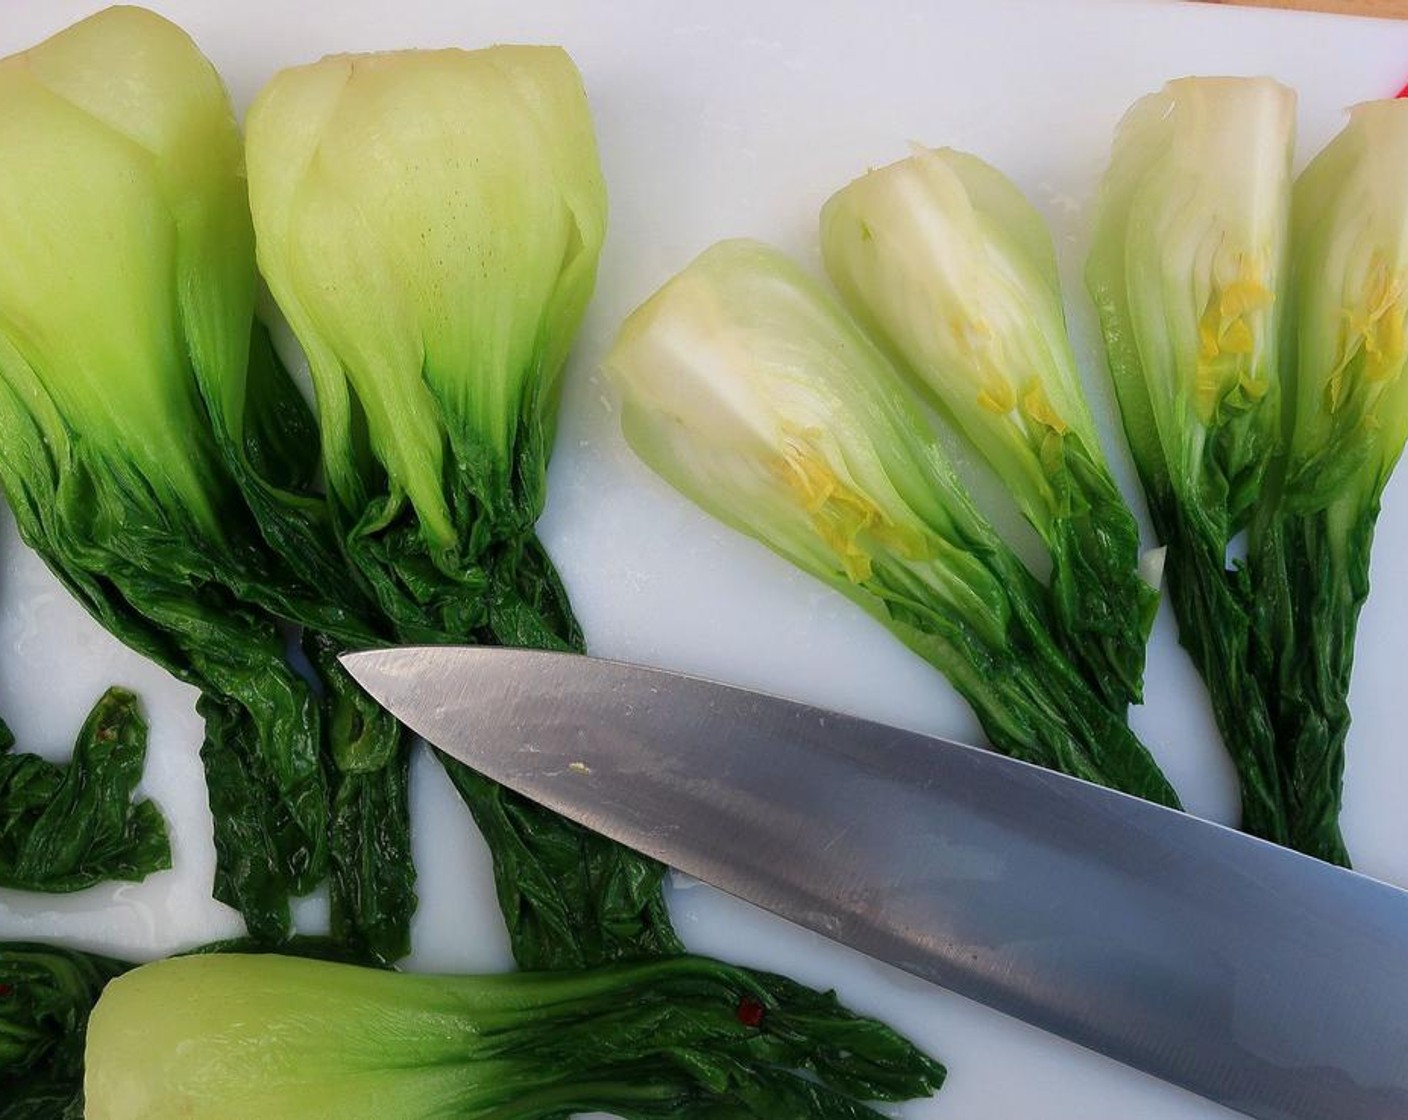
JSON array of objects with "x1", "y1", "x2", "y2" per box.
[
  {"x1": 821, "y1": 147, "x2": 1156, "y2": 709},
  {"x1": 822, "y1": 148, "x2": 1099, "y2": 523},
  {"x1": 1242, "y1": 98, "x2": 1408, "y2": 867},
  {"x1": 1086, "y1": 76, "x2": 1295, "y2": 534},
  {"x1": 607, "y1": 239, "x2": 1011, "y2": 647},
  {"x1": 607, "y1": 239, "x2": 1179, "y2": 806},
  {"x1": 1085, "y1": 76, "x2": 1295, "y2": 851},
  {"x1": 1281, "y1": 98, "x2": 1408, "y2": 515}
]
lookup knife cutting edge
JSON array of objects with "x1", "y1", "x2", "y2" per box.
[{"x1": 340, "y1": 645, "x2": 1408, "y2": 1120}]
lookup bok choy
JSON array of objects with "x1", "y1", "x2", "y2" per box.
[
  {"x1": 83, "y1": 952, "x2": 944, "y2": 1120},
  {"x1": 821, "y1": 147, "x2": 1157, "y2": 710},
  {"x1": 605, "y1": 238, "x2": 1178, "y2": 806},
  {"x1": 1086, "y1": 77, "x2": 1293, "y2": 844},
  {"x1": 243, "y1": 43, "x2": 676, "y2": 971},
  {"x1": 0, "y1": 6, "x2": 333, "y2": 937},
  {"x1": 1247, "y1": 100, "x2": 1408, "y2": 864}
]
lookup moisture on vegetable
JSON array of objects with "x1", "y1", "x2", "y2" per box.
[{"x1": 605, "y1": 238, "x2": 1179, "y2": 806}]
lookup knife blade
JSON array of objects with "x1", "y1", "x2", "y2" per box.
[{"x1": 341, "y1": 645, "x2": 1408, "y2": 1120}]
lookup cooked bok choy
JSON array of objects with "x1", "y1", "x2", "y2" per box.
[
  {"x1": 243, "y1": 44, "x2": 683, "y2": 972},
  {"x1": 246, "y1": 43, "x2": 605, "y2": 638},
  {"x1": 0, "y1": 941, "x2": 131, "y2": 1118},
  {"x1": 1086, "y1": 77, "x2": 1293, "y2": 844},
  {"x1": 0, "y1": 690, "x2": 169, "y2": 893},
  {"x1": 0, "y1": 6, "x2": 337, "y2": 937},
  {"x1": 1247, "y1": 100, "x2": 1408, "y2": 864},
  {"x1": 821, "y1": 147, "x2": 1156, "y2": 710},
  {"x1": 605, "y1": 239, "x2": 1178, "y2": 805},
  {"x1": 5, "y1": 935, "x2": 943, "y2": 1120},
  {"x1": 84, "y1": 953, "x2": 945, "y2": 1120}
]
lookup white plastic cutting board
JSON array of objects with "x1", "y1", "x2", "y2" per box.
[{"x1": 2, "y1": 2, "x2": 1407, "y2": 1117}]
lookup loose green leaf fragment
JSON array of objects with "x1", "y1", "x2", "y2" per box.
[
  {"x1": 822, "y1": 146, "x2": 1156, "y2": 709},
  {"x1": 0, "y1": 689, "x2": 169, "y2": 893},
  {"x1": 84, "y1": 953, "x2": 944, "y2": 1120},
  {"x1": 606, "y1": 239, "x2": 1178, "y2": 806}
]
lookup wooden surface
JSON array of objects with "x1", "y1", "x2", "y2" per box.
[{"x1": 1201, "y1": 0, "x2": 1408, "y2": 18}]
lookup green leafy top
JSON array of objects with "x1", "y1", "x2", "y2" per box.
[
  {"x1": 1282, "y1": 98, "x2": 1408, "y2": 516},
  {"x1": 1087, "y1": 76, "x2": 1295, "y2": 533},
  {"x1": 245, "y1": 44, "x2": 607, "y2": 561},
  {"x1": 605, "y1": 238, "x2": 1012, "y2": 652}
]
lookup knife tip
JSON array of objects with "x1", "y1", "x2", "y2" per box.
[
  {"x1": 336, "y1": 647, "x2": 393, "y2": 691},
  {"x1": 336, "y1": 644, "x2": 501, "y2": 703}
]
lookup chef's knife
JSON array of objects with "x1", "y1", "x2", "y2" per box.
[{"x1": 341, "y1": 645, "x2": 1408, "y2": 1120}]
